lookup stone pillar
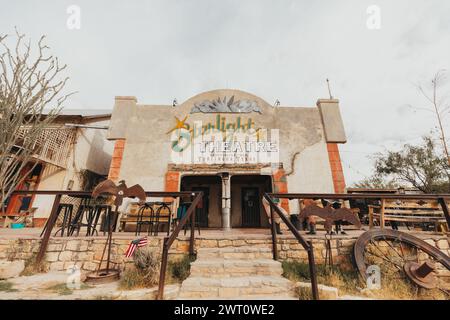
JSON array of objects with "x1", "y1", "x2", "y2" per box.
[{"x1": 221, "y1": 173, "x2": 231, "y2": 231}]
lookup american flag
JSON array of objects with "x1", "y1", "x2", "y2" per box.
[{"x1": 125, "y1": 237, "x2": 148, "y2": 258}]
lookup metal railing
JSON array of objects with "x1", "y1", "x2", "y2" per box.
[
  {"x1": 263, "y1": 193, "x2": 320, "y2": 300},
  {"x1": 6, "y1": 190, "x2": 450, "y2": 300},
  {"x1": 157, "y1": 191, "x2": 203, "y2": 299},
  {"x1": 264, "y1": 192, "x2": 450, "y2": 300},
  {"x1": 7, "y1": 189, "x2": 202, "y2": 300},
  {"x1": 268, "y1": 192, "x2": 450, "y2": 229}
]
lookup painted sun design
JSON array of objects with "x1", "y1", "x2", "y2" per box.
[{"x1": 166, "y1": 115, "x2": 189, "y2": 134}]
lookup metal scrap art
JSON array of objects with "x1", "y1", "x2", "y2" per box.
[
  {"x1": 85, "y1": 179, "x2": 146, "y2": 284},
  {"x1": 190, "y1": 95, "x2": 262, "y2": 114},
  {"x1": 299, "y1": 203, "x2": 362, "y2": 233},
  {"x1": 92, "y1": 180, "x2": 146, "y2": 207},
  {"x1": 353, "y1": 229, "x2": 450, "y2": 291}
]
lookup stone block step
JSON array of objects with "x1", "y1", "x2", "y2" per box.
[
  {"x1": 197, "y1": 247, "x2": 273, "y2": 259},
  {"x1": 178, "y1": 276, "x2": 294, "y2": 299},
  {"x1": 190, "y1": 259, "x2": 283, "y2": 277}
]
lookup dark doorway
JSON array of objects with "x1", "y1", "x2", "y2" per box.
[
  {"x1": 192, "y1": 187, "x2": 209, "y2": 228},
  {"x1": 231, "y1": 175, "x2": 272, "y2": 228},
  {"x1": 180, "y1": 175, "x2": 221, "y2": 228},
  {"x1": 241, "y1": 187, "x2": 261, "y2": 227}
]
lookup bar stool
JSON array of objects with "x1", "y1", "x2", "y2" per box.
[
  {"x1": 40, "y1": 203, "x2": 74, "y2": 237},
  {"x1": 68, "y1": 204, "x2": 95, "y2": 236},
  {"x1": 100, "y1": 207, "x2": 118, "y2": 235},
  {"x1": 53, "y1": 204, "x2": 74, "y2": 237},
  {"x1": 135, "y1": 203, "x2": 154, "y2": 236},
  {"x1": 90, "y1": 205, "x2": 111, "y2": 236},
  {"x1": 152, "y1": 202, "x2": 172, "y2": 236}
]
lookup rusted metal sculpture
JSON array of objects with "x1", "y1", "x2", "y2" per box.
[
  {"x1": 404, "y1": 260, "x2": 437, "y2": 289},
  {"x1": 299, "y1": 203, "x2": 362, "y2": 233},
  {"x1": 92, "y1": 180, "x2": 146, "y2": 207},
  {"x1": 85, "y1": 179, "x2": 146, "y2": 284},
  {"x1": 353, "y1": 229, "x2": 450, "y2": 292}
]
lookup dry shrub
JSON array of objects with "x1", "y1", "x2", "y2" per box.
[
  {"x1": 296, "y1": 286, "x2": 313, "y2": 300},
  {"x1": 282, "y1": 260, "x2": 449, "y2": 300},
  {"x1": 167, "y1": 255, "x2": 195, "y2": 283},
  {"x1": 119, "y1": 247, "x2": 160, "y2": 290}
]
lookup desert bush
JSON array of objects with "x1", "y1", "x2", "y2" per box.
[
  {"x1": 119, "y1": 247, "x2": 160, "y2": 290},
  {"x1": 282, "y1": 260, "x2": 449, "y2": 300},
  {"x1": 168, "y1": 255, "x2": 195, "y2": 282}
]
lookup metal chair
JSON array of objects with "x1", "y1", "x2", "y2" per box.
[
  {"x1": 91, "y1": 205, "x2": 111, "y2": 236},
  {"x1": 153, "y1": 202, "x2": 172, "y2": 236},
  {"x1": 68, "y1": 204, "x2": 96, "y2": 236},
  {"x1": 52, "y1": 204, "x2": 74, "y2": 237},
  {"x1": 135, "y1": 203, "x2": 155, "y2": 236},
  {"x1": 40, "y1": 203, "x2": 73, "y2": 237},
  {"x1": 99, "y1": 206, "x2": 118, "y2": 235}
]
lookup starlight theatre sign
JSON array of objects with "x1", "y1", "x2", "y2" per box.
[{"x1": 168, "y1": 115, "x2": 280, "y2": 165}]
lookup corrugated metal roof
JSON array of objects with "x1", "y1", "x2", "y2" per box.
[
  {"x1": 41, "y1": 108, "x2": 112, "y2": 118},
  {"x1": 57, "y1": 109, "x2": 112, "y2": 116}
]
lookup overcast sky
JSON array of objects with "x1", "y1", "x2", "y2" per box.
[{"x1": 1, "y1": 0, "x2": 449, "y2": 185}]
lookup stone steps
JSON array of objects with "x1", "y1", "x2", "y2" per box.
[
  {"x1": 178, "y1": 245, "x2": 297, "y2": 299},
  {"x1": 197, "y1": 247, "x2": 273, "y2": 260},
  {"x1": 190, "y1": 259, "x2": 283, "y2": 277},
  {"x1": 178, "y1": 275, "x2": 295, "y2": 299}
]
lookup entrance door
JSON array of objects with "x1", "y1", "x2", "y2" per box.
[
  {"x1": 192, "y1": 187, "x2": 209, "y2": 228},
  {"x1": 241, "y1": 188, "x2": 261, "y2": 227}
]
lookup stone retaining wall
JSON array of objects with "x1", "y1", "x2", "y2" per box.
[{"x1": 0, "y1": 235, "x2": 448, "y2": 274}]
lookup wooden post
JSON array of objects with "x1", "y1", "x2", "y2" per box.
[
  {"x1": 36, "y1": 194, "x2": 61, "y2": 263},
  {"x1": 380, "y1": 199, "x2": 385, "y2": 229},
  {"x1": 368, "y1": 206, "x2": 373, "y2": 229}
]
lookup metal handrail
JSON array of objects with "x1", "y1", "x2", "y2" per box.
[
  {"x1": 263, "y1": 193, "x2": 320, "y2": 300},
  {"x1": 268, "y1": 192, "x2": 450, "y2": 200},
  {"x1": 156, "y1": 191, "x2": 203, "y2": 300},
  {"x1": 7, "y1": 190, "x2": 450, "y2": 300},
  {"x1": 263, "y1": 192, "x2": 450, "y2": 301},
  {"x1": 268, "y1": 192, "x2": 450, "y2": 231},
  {"x1": 7, "y1": 189, "x2": 204, "y2": 299}
]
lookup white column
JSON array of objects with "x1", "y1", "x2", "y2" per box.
[{"x1": 221, "y1": 174, "x2": 231, "y2": 230}]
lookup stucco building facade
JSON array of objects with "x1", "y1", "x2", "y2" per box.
[{"x1": 107, "y1": 89, "x2": 347, "y2": 230}]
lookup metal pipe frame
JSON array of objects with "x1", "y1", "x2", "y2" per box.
[
  {"x1": 8, "y1": 190, "x2": 450, "y2": 300},
  {"x1": 263, "y1": 193, "x2": 319, "y2": 300}
]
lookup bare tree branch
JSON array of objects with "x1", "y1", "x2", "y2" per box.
[{"x1": 0, "y1": 30, "x2": 73, "y2": 211}]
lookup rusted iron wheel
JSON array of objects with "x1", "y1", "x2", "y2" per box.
[{"x1": 353, "y1": 229, "x2": 450, "y2": 292}]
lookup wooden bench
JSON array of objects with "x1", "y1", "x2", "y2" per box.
[
  {"x1": 120, "y1": 202, "x2": 173, "y2": 233},
  {"x1": 369, "y1": 199, "x2": 448, "y2": 232}
]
